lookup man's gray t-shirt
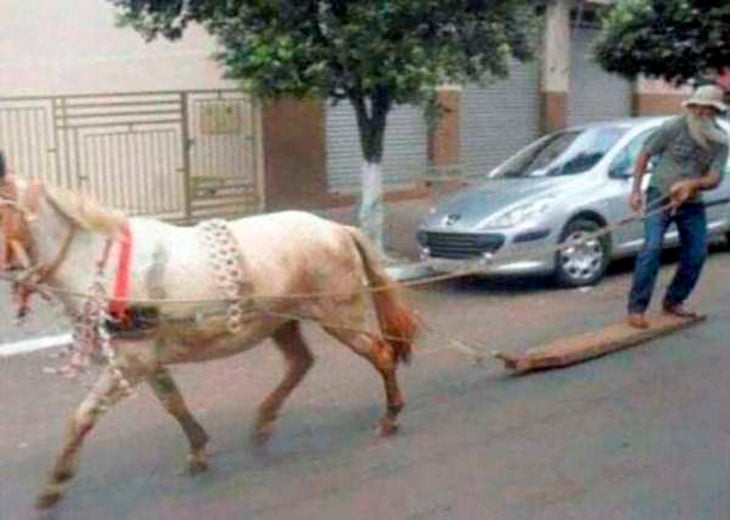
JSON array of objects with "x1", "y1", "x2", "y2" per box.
[{"x1": 642, "y1": 115, "x2": 728, "y2": 200}]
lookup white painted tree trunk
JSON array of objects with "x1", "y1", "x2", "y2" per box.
[{"x1": 358, "y1": 161, "x2": 385, "y2": 254}]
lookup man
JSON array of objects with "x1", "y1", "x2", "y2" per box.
[{"x1": 627, "y1": 84, "x2": 728, "y2": 329}]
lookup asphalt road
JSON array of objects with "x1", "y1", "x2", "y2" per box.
[{"x1": 1, "y1": 249, "x2": 729, "y2": 520}]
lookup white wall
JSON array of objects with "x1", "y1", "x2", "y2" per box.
[
  {"x1": 0, "y1": 0, "x2": 235, "y2": 95},
  {"x1": 637, "y1": 76, "x2": 691, "y2": 96}
]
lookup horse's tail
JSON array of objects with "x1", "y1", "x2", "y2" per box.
[{"x1": 344, "y1": 226, "x2": 417, "y2": 365}]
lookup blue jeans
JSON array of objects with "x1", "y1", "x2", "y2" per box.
[{"x1": 627, "y1": 187, "x2": 708, "y2": 314}]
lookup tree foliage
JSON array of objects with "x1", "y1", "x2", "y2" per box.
[
  {"x1": 593, "y1": 0, "x2": 730, "y2": 83},
  {"x1": 111, "y1": 0, "x2": 537, "y2": 162}
]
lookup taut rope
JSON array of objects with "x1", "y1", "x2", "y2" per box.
[{"x1": 0, "y1": 197, "x2": 683, "y2": 306}]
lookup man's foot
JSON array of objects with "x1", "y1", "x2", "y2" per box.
[
  {"x1": 627, "y1": 313, "x2": 649, "y2": 329},
  {"x1": 662, "y1": 303, "x2": 704, "y2": 320}
]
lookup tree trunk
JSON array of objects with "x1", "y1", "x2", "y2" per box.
[
  {"x1": 357, "y1": 161, "x2": 385, "y2": 252},
  {"x1": 350, "y1": 87, "x2": 391, "y2": 254}
]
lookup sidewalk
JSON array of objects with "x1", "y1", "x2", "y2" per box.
[{"x1": 0, "y1": 197, "x2": 436, "y2": 355}]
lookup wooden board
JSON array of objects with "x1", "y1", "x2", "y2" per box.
[{"x1": 494, "y1": 313, "x2": 706, "y2": 375}]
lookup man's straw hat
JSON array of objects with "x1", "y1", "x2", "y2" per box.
[{"x1": 682, "y1": 84, "x2": 727, "y2": 113}]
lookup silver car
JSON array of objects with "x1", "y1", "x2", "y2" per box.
[{"x1": 417, "y1": 117, "x2": 730, "y2": 287}]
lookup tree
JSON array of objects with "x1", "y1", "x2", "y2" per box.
[
  {"x1": 111, "y1": 0, "x2": 537, "y2": 251},
  {"x1": 593, "y1": 0, "x2": 730, "y2": 84}
]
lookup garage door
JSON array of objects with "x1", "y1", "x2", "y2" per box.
[
  {"x1": 460, "y1": 59, "x2": 540, "y2": 177},
  {"x1": 567, "y1": 27, "x2": 632, "y2": 126},
  {"x1": 326, "y1": 102, "x2": 428, "y2": 192}
]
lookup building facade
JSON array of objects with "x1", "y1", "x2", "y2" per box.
[{"x1": 1, "y1": 0, "x2": 691, "y2": 215}]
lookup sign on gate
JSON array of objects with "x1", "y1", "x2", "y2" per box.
[{"x1": 0, "y1": 89, "x2": 262, "y2": 222}]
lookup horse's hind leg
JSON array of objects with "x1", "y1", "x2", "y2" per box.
[
  {"x1": 37, "y1": 366, "x2": 141, "y2": 509},
  {"x1": 252, "y1": 321, "x2": 314, "y2": 445},
  {"x1": 147, "y1": 366, "x2": 209, "y2": 473},
  {"x1": 323, "y1": 326, "x2": 404, "y2": 436}
]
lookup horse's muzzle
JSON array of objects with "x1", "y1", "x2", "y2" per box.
[{"x1": 0, "y1": 238, "x2": 28, "y2": 272}]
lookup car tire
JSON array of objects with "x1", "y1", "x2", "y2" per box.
[{"x1": 554, "y1": 218, "x2": 610, "y2": 287}]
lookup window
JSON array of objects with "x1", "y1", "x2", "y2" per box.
[
  {"x1": 492, "y1": 126, "x2": 626, "y2": 179},
  {"x1": 609, "y1": 128, "x2": 656, "y2": 178}
]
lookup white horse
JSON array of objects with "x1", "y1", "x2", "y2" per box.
[{"x1": 0, "y1": 166, "x2": 417, "y2": 509}]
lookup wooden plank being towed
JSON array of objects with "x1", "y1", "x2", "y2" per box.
[{"x1": 493, "y1": 313, "x2": 706, "y2": 375}]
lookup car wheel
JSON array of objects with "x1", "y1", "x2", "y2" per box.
[{"x1": 554, "y1": 218, "x2": 610, "y2": 287}]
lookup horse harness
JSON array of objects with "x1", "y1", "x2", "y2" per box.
[
  {"x1": 1, "y1": 169, "x2": 253, "y2": 382},
  {"x1": 103, "y1": 219, "x2": 252, "y2": 337},
  {"x1": 197, "y1": 219, "x2": 253, "y2": 335},
  {"x1": 0, "y1": 179, "x2": 78, "y2": 318}
]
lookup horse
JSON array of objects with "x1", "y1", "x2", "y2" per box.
[{"x1": 0, "y1": 159, "x2": 417, "y2": 509}]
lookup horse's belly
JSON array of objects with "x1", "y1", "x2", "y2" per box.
[{"x1": 154, "y1": 312, "x2": 284, "y2": 364}]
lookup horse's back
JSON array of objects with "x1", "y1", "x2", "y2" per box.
[
  {"x1": 228, "y1": 211, "x2": 361, "y2": 289},
  {"x1": 128, "y1": 211, "x2": 360, "y2": 307},
  {"x1": 229, "y1": 210, "x2": 346, "y2": 250}
]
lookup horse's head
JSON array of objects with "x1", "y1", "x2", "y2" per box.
[
  {"x1": 0, "y1": 152, "x2": 35, "y2": 271},
  {"x1": 1, "y1": 153, "x2": 130, "y2": 291}
]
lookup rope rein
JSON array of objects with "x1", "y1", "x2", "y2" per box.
[
  {"x1": 1, "y1": 194, "x2": 719, "y2": 366},
  {"x1": 0, "y1": 196, "x2": 678, "y2": 305}
]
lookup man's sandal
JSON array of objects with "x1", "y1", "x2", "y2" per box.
[{"x1": 662, "y1": 303, "x2": 705, "y2": 320}]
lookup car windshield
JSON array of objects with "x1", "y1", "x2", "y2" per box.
[{"x1": 491, "y1": 126, "x2": 627, "y2": 178}]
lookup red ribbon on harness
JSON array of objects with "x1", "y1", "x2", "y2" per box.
[{"x1": 108, "y1": 222, "x2": 132, "y2": 320}]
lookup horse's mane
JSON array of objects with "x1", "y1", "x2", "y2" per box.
[{"x1": 41, "y1": 183, "x2": 127, "y2": 236}]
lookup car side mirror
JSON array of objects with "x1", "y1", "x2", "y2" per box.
[
  {"x1": 609, "y1": 153, "x2": 632, "y2": 179},
  {"x1": 609, "y1": 153, "x2": 657, "y2": 180},
  {"x1": 647, "y1": 155, "x2": 658, "y2": 173},
  {"x1": 609, "y1": 165, "x2": 632, "y2": 180}
]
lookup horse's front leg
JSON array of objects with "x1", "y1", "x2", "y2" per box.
[
  {"x1": 36, "y1": 366, "x2": 141, "y2": 509},
  {"x1": 147, "y1": 366, "x2": 209, "y2": 473}
]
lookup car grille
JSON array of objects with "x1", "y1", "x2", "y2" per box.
[{"x1": 420, "y1": 232, "x2": 505, "y2": 259}]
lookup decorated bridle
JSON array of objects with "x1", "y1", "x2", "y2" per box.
[
  {"x1": 0, "y1": 155, "x2": 30, "y2": 272},
  {"x1": 0, "y1": 152, "x2": 78, "y2": 318},
  {"x1": 0, "y1": 151, "x2": 137, "y2": 380}
]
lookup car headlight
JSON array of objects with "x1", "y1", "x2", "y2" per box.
[{"x1": 479, "y1": 199, "x2": 553, "y2": 229}]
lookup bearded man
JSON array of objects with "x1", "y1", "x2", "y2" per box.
[{"x1": 627, "y1": 84, "x2": 728, "y2": 329}]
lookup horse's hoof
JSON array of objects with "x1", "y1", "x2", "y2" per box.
[
  {"x1": 251, "y1": 430, "x2": 272, "y2": 447},
  {"x1": 251, "y1": 424, "x2": 274, "y2": 446},
  {"x1": 36, "y1": 487, "x2": 62, "y2": 509},
  {"x1": 53, "y1": 467, "x2": 75, "y2": 484},
  {"x1": 187, "y1": 460, "x2": 208, "y2": 475},
  {"x1": 186, "y1": 453, "x2": 209, "y2": 475},
  {"x1": 375, "y1": 419, "x2": 399, "y2": 437}
]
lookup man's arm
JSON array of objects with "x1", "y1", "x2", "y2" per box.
[
  {"x1": 669, "y1": 144, "x2": 727, "y2": 206},
  {"x1": 686, "y1": 169, "x2": 722, "y2": 191},
  {"x1": 628, "y1": 118, "x2": 680, "y2": 212},
  {"x1": 668, "y1": 168, "x2": 722, "y2": 207},
  {"x1": 629, "y1": 151, "x2": 651, "y2": 211}
]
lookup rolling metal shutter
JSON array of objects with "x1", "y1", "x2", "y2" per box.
[
  {"x1": 326, "y1": 102, "x2": 428, "y2": 192},
  {"x1": 460, "y1": 60, "x2": 540, "y2": 177},
  {"x1": 567, "y1": 27, "x2": 632, "y2": 126}
]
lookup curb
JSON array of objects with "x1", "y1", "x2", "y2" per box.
[
  {"x1": 385, "y1": 262, "x2": 432, "y2": 282},
  {"x1": 0, "y1": 333, "x2": 72, "y2": 358}
]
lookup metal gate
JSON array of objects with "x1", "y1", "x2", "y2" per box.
[
  {"x1": 0, "y1": 89, "x2": 261, "y2": 222},
  {"x1": 460, "y1": 59, "x2": 540, "y2": 177},
  {"x1": 567, "y1": 27, "x2": 632, "y2": 126},
  {"x1": 326, "y1": 101, "x2": 428, "y2": 192}
]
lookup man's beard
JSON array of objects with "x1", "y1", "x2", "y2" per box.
[{"x1": 686, "y1": 111, "x2": 726, "y2": 150}]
